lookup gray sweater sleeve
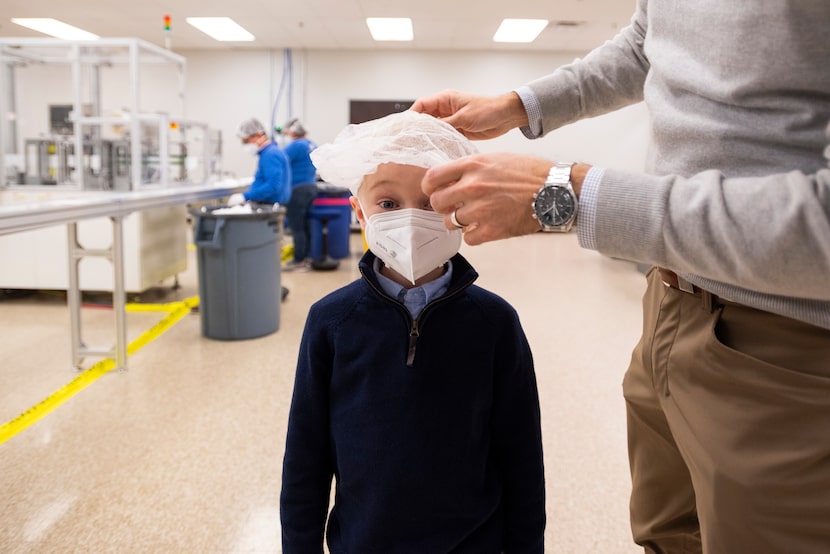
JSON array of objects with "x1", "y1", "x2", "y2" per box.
[
  {"x1": 525, "y1": 0, "x2": 649, "y2": 133},
  {"x1": 597, "y1": 163, "x2": 830, "y2": 302},
  {"x1": 522, "y1": 0, "x2": 830, "y2": 327}
]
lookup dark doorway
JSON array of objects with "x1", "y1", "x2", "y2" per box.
[{"x1": 349, "y1": 100, "x2": 414, "y2": 124}]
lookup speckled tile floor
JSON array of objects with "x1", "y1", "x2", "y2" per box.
[{"x1": 1, "y1": 229, "x2": 645, "y2": 553}]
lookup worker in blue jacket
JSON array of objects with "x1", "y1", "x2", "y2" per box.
[
  {"x1": 229, "y1": 118, "x2": 291, "y2": 206},
  {"x1": 281, "y1": 118, "x2": 318, "y2": 271}
]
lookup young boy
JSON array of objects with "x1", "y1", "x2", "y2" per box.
[{"x1": 280, "y1": 111, "x2": 545, "y2": 553}]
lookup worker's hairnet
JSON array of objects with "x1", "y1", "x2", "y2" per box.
[
  {"x1": 284, "y1": 117, "x2": 307, "y2": 137},
  {"x1": 237, "y1": 118, "x2": 266, "y2": 139},
  {"x1": 310, "y1": 110, "x2": 478, "y2": 195}
]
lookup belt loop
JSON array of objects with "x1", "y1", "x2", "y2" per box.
[
  {"x1": 702, "y1": 290, "x2": 717, "y2": 313},
  {"x1": 676, "y1": 275, "x2": 696, "y2": 294}
]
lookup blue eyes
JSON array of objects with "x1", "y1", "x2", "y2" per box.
[{"x1": 376, "y1": 200, "x2": 433, "y2": 210}]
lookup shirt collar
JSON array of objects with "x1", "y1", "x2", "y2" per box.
[{"x1": 373, "y1": 257, "x2": 454, "y2": 318}]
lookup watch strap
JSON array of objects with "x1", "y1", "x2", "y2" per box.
[{"x1": 547, "y1": 162, "x2": 574, "y2": 188}]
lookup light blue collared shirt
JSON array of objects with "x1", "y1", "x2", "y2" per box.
[{"x1": 373, "y1": 258, "x2": 453, "y2": 319}]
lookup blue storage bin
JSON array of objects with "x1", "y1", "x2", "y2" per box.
[{"x1": 309, "y1": 191, "x2": 352, "y2": 260}]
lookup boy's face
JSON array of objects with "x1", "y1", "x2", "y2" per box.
[{"x1": 350, "y1": 163, "x2": 432, "y2": 228}]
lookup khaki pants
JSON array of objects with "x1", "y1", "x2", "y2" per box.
[{"x1": 624, "y1": 268, "x2": 830, "y2": 553}]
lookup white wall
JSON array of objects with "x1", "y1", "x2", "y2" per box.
[
  {"x1": 10, "y1": 47, "x2": 650, "y2": 180},
  {"x1": 182, "y1": 49, "x2": 282, "y2": 178},
  {"x1": 182, "y1": 48, "x2": 650, "y2": 179}
]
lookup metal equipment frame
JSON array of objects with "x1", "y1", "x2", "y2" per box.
[
  {"x1": 0, "y1": 37, "x2": 212, "y2": 190},
  {"x1": 0, "y1": 183, "x2": 248, "y2": 370}
]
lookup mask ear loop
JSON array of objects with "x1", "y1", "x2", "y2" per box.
[{"x1": 355, "y1": 198, "x2": 374, "y2": 227}]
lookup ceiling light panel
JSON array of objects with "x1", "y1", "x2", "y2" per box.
[
  {"x1": 366, "y1": 18, "x2": 413, "y2": 41},
  {"x1": 11, "y1": 18, "x2": 99, "y2": 40},
  {"x1": 493, "y1": 19, "x2": 548, "y2": 43},
  {"x1": 186, "y1": 17, "x2": 255, "y2": 42}
]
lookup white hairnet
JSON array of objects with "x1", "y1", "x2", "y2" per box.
[
  {"x1": 310, "y1": 110, "x2": 478, "y2": 195},
  {"x1": 284, "y1": 117, "x2": 307, "y2": 136},
  {"x1": 237, "y1": 118, "x2": 266, "y2": 139}
]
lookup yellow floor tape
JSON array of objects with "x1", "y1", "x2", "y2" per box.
[
  {"x1": 0, "y1": 296, "x2": 200, "y2": 445},
  {"x1": 281, "y1": 244, "x2": 294, "y2": 263}
]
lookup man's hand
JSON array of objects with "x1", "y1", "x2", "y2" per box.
[
  {"x1": 423, "y1": 156, "x2": 592, "y2": 245},
  {"x1": 422, "y1": 153, "x2": 554, "y2": 245},
  {"x1": 410, "y1": 90, "x2": 529, "y2": 141}
]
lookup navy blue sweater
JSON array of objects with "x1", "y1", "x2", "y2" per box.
[{"x1": 281, "y1": 251, "x2": 545, "y2": 553}]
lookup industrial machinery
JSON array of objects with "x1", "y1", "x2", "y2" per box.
[
  {"x1": 17, "y1": 124, "x2": 220, "y2": 191},
  {"x1": 0, "y1": 38, "x2": 224, "y2": 293},
  {"x1": 1, "y1": 38, "x2": 223, "y2": 191}
]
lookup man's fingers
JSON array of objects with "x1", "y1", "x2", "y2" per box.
[
  {"x1": 409, "y1": 95, "x2": 441, "y2": 115},
  {"x1": 460, "y1": 223, "x2": 494, "y2": 246},
  {"x1": 409, "y1": 98, "x2": 432, "y2": 115},
  {"x1": 422, "y1": 159, "x2": 466, "y2": 198},
  {"x1": 410, "y1": 90, "x2": 463, "y2": 118}
]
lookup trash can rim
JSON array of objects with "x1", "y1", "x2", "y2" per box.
[{"x1": 189, "y1": 205, "x2": 286, "y2": 220}]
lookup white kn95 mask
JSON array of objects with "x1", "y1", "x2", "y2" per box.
[{"x1": 364, "y1": 208, "x2": 462, "y2": 285}]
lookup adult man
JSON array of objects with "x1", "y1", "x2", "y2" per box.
[
  {"x1": 281, "y1": 118, "x2": 318, "y2": 271},
  {"x1": 412, "y1": 1, "x2": 830, "y2": 552},
  {"x1": 229, "y1": 118, "x2": 291, "y2": 207}
]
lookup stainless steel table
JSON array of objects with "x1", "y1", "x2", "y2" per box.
[{"x1": 0, "y1": 181, "x2": 248, "y2": 370}]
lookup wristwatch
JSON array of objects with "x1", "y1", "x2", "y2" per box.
[{"x1": 532, "y1": 162, "x2": 578, "y2": 232}]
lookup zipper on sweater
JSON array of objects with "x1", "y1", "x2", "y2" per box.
[
  {"x1": 402, "y1": 274, "x2": 475, "y2": 367},
  {"x1": 359, "y1": 273, "x2": 421, "y2": 366},
  {"x1": 359, "y1": 263, "x2": 476, "y2": 368},
  {"x1": 406, "y1": 319, "x2": 419, "y2": 367}
]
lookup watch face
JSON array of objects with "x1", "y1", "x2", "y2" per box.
[{"x1": 536, "y1": 186, "x2": 576, "y2": 226}]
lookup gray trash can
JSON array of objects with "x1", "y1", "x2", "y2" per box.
[{"x1": 191, "y1": 204, "x2": 286, "y2": 340}]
